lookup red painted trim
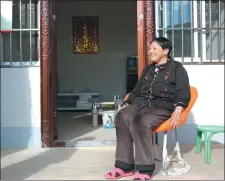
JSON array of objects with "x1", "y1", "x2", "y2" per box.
[{"x1": 0, "y1": 30, "x2": 12, "y2": 33}]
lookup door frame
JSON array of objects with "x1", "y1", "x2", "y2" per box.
[{"x1": 40, "y1": 0, "x2": 156, "y2": 147}]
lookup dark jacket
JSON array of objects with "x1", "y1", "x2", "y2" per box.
[{"x1": 124, "y1": 58, "x2": 191, "y2": 111}]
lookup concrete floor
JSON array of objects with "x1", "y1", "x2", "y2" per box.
[
  {"x1": 56, "y1": 111, "x2": 116, "y2": 142},
  {"x1": 1, "y1": 145, "x2": 224, "y2": 180}
]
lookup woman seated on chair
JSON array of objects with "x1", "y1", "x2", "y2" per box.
[{"x1": 104, "y1": 37, "x2": 191, "y2": 180}]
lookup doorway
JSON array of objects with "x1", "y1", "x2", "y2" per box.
[{"x1": 40, "y1": 0, "x2": 149, "y2": 147}]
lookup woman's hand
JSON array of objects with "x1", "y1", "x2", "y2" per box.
[
  {"x1": 118, "y1": 103, "x2": 129, "y2": 111},
  {"x1": 170, "y1": 106, "x2": 183, "y2": 128}
]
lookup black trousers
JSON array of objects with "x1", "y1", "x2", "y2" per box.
[{"x1": 114, "y1": 102, "x2": 172, "y2": 175}]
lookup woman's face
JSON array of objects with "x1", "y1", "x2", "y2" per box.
[{"x1": 149, "y1": 41, "x2": 169, "y2": 63}]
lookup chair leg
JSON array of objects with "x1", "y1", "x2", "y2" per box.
[
  {"x1": 161, "y1": 131, "x2": 170, "y2": 175},
  {"x1": 160, "y1": 129, "x2": 191, "y2": 176},
  {"x1": 205, "y1": 132, "x2": 215, "y2": 164},
  {"x1": 153, "y1": 133, "x2": 162, "y2": 161},
  {"x1": 204, "y1": 132, "x2": 208, "y2": 163},
  {"x1": 195, "y1": 131, "x2": 202, "y2": 153},
  {"x1": 174, "y1": 128, "x2": 184, "y2": 162},
  {"x1": 173, "y1": 128, "x2": 191, "y2": 174}
]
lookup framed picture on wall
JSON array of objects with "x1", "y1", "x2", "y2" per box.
[{"x1": 72, "y1": 16, "x2": 99, "y2": 54}]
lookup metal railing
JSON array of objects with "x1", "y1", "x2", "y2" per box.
[
  {"x1": 0, "y1": 0, "x2": 40, "y2": 67},
  {"x1": 155, "y1": 0, "x2": 224, "y2": 64}
]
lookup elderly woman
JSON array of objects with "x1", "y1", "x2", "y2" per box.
[{"x1": 104, "y1": 37, "x2": 191, "y2": 180}]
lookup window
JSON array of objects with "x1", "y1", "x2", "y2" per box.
[
  {"x1": 155, "y1": 0, "x2": 224, "y2": 64},
  {"x1": 0, "y1": 0, "x2": 40, "y2": 67}
]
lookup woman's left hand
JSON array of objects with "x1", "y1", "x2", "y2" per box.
[{"x1": 170, "y1": 110, "x2": 182, "y2": 128}]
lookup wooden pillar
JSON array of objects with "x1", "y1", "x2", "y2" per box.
[
  {"x1": 137, "y1": 1, "x2": 145, "y2": 78},
  {"x1": 40, "y1": 0, "x2": 53, "y2": 147},
  {"x1": 137, "y1": 0, "x2": 156, "y2": 77},
  {"x1": 144, "y1": 0, "x2": 156, "y2": 65},
  {"x1": 138, "y1": 1, "x2": 157, "y2": 143}
]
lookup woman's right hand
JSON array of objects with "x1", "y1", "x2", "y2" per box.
[{"x1": 118, "y1": 103, "x2": 129, "y2": 111}]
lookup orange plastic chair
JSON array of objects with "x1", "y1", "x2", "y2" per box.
[{"x1": 123, "y1": 86, "x2": 198, "y2": 175}]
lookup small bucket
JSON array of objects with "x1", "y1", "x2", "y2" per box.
[{"x1": 99, "y1": 110, "x2": 117, "y2": 129}]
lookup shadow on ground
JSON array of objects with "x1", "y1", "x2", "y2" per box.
[
  {"x1": 56, "y1": 111, "x2": 103, "y2": 142},
  {"x1": 1, "y1": 149, "x2": 27, "y2": 157},
  {"x1": 1, "y1": 148, "x2": 76, "y2": 180}
]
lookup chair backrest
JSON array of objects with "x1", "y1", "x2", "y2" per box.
[
  {"x1": 123, "y1": 86, "x2": 198, "y2": 132},
  {"x1": 154, "y1": 86, "x2": 198, "y2": 132},
  {"x1": 180, "y1": 86, "x2": 198, "y2": 122}
]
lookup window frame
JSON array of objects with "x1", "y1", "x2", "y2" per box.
[
  {"x1": 0, "y1": 0, "x2": 40, "y2": 68},
  {"x1": 155, "y1": 0, "x2": 224, "y2": 65}
]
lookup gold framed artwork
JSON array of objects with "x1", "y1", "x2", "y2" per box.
[{"x1": 72, "y1": 16, "x2": 99, "y2": 54}]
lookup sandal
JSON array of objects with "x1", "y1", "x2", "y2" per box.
[
  {"x1": 133, "y1": 172, "x2": 152, "y2": 180},
  {"x1": 104, "y1": 168, "x2": 134, "y2": 180}
]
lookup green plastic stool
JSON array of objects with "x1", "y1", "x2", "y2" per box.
[{"x1": 195, "y1": 125, "x2": 224, "y2": 164}]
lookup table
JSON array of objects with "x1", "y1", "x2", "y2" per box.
[{"x1": 57, "y1": 92, "x2": 100, "y2": 111}]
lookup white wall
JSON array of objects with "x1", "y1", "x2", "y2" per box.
[
  {"x1": 185, "y1": 65, "x2": 224, "y2": 126},
  {"x1": 1, "y1": 67, "x2": 41, "y2": 148},
  {"x1": 158, "y1": 65, "x2": 224, "y2": 144}
]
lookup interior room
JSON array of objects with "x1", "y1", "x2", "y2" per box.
[{"x1": 55, "y1": 1, "x2": 138, "y2": 145}]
